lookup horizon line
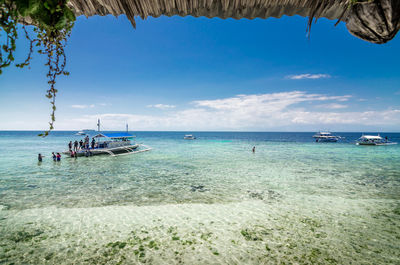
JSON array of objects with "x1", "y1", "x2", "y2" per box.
[{"x1": 1, "y1": 130, "x2": 400, "y2": 133}]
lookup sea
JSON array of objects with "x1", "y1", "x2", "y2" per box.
[{"x1": 0, "y1": 131, "x2": 399, "y2": 264}]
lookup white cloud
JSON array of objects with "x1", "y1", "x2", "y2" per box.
[
  {"x1": 286, "y1": 74, "x2": 331, "y2": 80},
  {"x1": 147, "y1": 104, "x2": 176, "y2": 109},
  {"x1": 71, "y1": 104, "x2": 95, "y2": 109},
  {"x1": 316, "y1": 103, "x2": 348, "y2": 109},
  {"x1": 193, "y1": 91, "x2": 350, "y2": 110},
  {"x1": 61, "y1": 91, "x2": 400, "y2": 131}
]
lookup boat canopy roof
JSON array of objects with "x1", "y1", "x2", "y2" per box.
[
  {"x1": 94, "y1": 133, "x2": 135, "y2": 139},
  {"x1": 360, "y1": 135, "x2": 382, "y2": 140}
]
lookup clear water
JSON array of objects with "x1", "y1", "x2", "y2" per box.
[{"x1": 0, "y1": 131, "x2": 399, "y2": 264}]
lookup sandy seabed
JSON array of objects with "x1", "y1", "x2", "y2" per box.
[{"x1": 1, "y1": 195, "x2": 399, "y2": 265}]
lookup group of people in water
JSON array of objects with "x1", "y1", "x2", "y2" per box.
[
  {"x1": 67, "y1": 135, "x2": 97, "y2": 156},
  {"x1": 37, "y1": 152, "x2": 61, "y2": 162},
  {"x1": 68, "y1": 136, "x2": 96, "y2": 152},
  {"x1": 37, "y1": 136, "x2": 97, "y2": 162}
]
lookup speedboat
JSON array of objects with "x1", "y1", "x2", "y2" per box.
[
  {"x1": 312, "y1": 132, "x2": 340, "y2": 142},
  {"x1": 356, "y1": 135, "x2": 397, "y2": 146},
  {"x1": 64, "y1": 133, "x2": 141, "y2": 156},
  {"x1": 184, "y1": 134, "x2": 196, "y2": 140}
]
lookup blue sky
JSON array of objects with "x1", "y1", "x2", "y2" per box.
[{"x1": 0, "y1": 14, "x2": 399, "y2": 131}]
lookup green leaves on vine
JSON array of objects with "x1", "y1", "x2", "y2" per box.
[
  {"x1": 0, "y1": 0, "x2": 75, "y2": 136},
  {"x1": 0, "y1": 1, "x2": 18, "y2": 73}
]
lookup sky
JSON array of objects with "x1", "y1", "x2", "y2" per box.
[{"x1": 0, "y1": 14, "x2": 399, "y2": 131}]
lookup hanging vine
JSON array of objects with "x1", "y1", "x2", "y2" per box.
[{"x1": 0, "y1": 0, "x2": 75, "y2": 136}]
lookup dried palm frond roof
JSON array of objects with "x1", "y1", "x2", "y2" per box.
[{"x1": 67, "y1": 0, "x2": 400, "y2": 44}]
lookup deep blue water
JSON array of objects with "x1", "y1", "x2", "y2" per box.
[{"x1": 1, "y1": 130, "x2": 399, "y2": 142}]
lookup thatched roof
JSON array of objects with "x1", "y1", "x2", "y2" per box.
[{"x1": 67, "y1": 0, "x2": 400, "y2": 44}]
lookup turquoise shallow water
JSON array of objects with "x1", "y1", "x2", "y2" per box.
[{"x1": 0, "y1": 131, "x2": 399, "y2": 264}]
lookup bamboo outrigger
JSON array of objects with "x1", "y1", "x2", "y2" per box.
[{"x1": 63, "y1": 132, "x2": 152, "y2": 157}]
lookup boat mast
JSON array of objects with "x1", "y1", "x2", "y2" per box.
[
  {"x1": 97, "y1": 119, "x2": 101, "y2": 132},
  {"x1": 126, "y1": 124, "x2": 128, "y2": 132}
]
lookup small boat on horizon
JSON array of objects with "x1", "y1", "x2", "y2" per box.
[
  {"x1": 312, "y1": 131, "x2": 340, "y2": 142},
  {"x1": 184, "y1": 134, "x2": 196, "y2": 140},
  {"x1": 75, "y1": 129, "x2": 95, "y2": 135},
  {"x1": 356, "y1": 135, "x2": 397, "y2": 146}
]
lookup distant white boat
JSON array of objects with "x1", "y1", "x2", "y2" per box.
[
  {"x1": 75, "y1": 129, "x2": 95, "y2": 135},
  {"x1": 184, "y1": 134, "x2": 196, "y2": 140},
  {"x1": 356, "y1": 135, "x2": 397, "y2": 146},
  {"x1": 312, "y1": 132, "x2": 340, "y2": 142}
]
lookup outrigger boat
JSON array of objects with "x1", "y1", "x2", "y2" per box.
[
  {"x1": 312, "y1": 131, "x2": 340, "y2": 142},
  {"x1": 64, "y1": 132, "x2": 146, "y2": 157},
  {"x1": 356, "y1": 135, "x2": 397, "y2": 146}
]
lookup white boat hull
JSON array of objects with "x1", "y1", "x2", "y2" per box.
[
  {"x1": 314, "y1": 137, "x2": 338, "y2": 142},
  {"x1": 63, "y1": 144, "x2": 140, "y2": 157},
  {"x1": 356, "y1": 142, "x2": 397, "y2": 146}
]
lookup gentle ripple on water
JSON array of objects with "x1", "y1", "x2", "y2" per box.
[{"x1": 0, "y1": 131, "x2": 399, "y2": 264}]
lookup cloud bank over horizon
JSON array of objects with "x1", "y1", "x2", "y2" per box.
[{"x1": 41, "y1": 91, "x2": 400, "y2": 132}]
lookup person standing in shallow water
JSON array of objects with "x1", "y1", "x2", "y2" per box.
[
  {"x1": 252, "y1": 146, "x2": 255, "y2": 153},
  {"x1": 52, "y1": 152, "x2": 56, "y2": 161},
  {"x1": 68, "y1": 141, "x2": 72, "y2": 152},
  {"x1": 84, "y1": 136, "x2": 90, "y2": 149},
  {"x1": 38, "y1": 153, "x2": 43, "y2": 162},
  {"x1": 74, "y1": 140, "x2": 78, "y2": 151}
]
